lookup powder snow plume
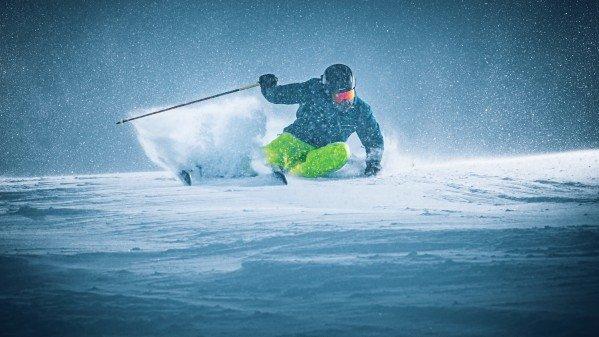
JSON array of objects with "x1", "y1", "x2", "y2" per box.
[{"x1": 133, "y1": 96, "x2": 267, "y2": 178}]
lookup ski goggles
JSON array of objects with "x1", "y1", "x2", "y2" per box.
[{"x1": 332, "y1": 89, "x2": 355, "y2": 104}]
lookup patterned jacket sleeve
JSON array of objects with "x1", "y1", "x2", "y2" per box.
[
  {"x1": 356, "y1": 100, "x2": 384, "y2": 164},
  {"x1": 261, "y1": 78, "x2": 319, "y2": 105}
]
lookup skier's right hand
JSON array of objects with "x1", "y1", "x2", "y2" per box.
[
  {"x1": 365, "y1": 161, "x2": 381, "y2": 176},
  {"x1": 259, "y1": 74, "x2": 278, "y2": 89}
]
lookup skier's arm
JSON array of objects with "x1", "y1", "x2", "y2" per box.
[
  {"x1": 356, "y1": 102, "x2": 384, "y2": 175},
  {"x1": 259, "y1": 74, "x2": 311, "y2": 105}
]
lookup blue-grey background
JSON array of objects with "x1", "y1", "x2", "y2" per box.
[{"x1": 1, "y1": 0, "x2": 597, "y2": 176}]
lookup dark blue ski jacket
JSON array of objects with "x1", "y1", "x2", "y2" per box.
[{"x1": 261, "y1": 78, "x2": 384, "y2": 164}]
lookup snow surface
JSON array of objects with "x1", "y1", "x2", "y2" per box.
[{"x1": 1, "y1": 150, "x2": 599, "y2": 336}]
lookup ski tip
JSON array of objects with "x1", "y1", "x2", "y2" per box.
[
  {"x1": 177, "y1": 170, "x2": 192, "y2": 186},
  {"x1": 273, "y1": 171, "x2": 288, "y2": 185}
]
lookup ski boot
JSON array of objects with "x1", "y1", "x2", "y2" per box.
[{"x1": 271, "y1": 165, "x2": 288, "y2": 185}]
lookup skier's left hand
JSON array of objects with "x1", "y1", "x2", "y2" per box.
[
  {"x1": 259, "y1": 74, "x2": 278, "y2": 89},
  {"x1": 365, "y1": 161, "x2": 381, "y2": 176}
]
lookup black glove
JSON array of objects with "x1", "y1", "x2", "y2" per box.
[
  {"x1": 365, "y1": 161, "x2": 381, "y2": 176},
  {"x1": 259, "y1": 74, "x2": 278, "y2": 89}
]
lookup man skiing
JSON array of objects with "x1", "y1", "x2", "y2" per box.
[{"x1": 260, "y1": 64, "x2": 384, "y2": 178}]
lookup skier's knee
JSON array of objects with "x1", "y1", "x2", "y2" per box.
[{"x1": 331, "y1": 142, "x2": 351, "y2": 162}]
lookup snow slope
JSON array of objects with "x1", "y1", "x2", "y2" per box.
[{"x1": 1, "y1": 150, "x2": 598, "y2": 336}]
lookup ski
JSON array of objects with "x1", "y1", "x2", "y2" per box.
[
  {"x1": 176, "y1": 165, "x2": 204, "y2": 186},
  {"x1": 271, "y1": 166, "x2": 288, "y2": 185},
  {"x1": 177, "y1": 170, "x2": 192, "y2": 186}
]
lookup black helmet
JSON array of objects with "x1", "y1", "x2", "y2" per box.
[{"x1": 323, "y1": 64, "x2": 355, "y2": 93}]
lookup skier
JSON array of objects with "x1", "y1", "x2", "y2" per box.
[{"x1": 259, "y1": 64, "x2": 384, "y2": 179}]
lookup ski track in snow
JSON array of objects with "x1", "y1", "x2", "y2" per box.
[{"x1": 1, "y1": 150, "x2": 599, "y2": 336}]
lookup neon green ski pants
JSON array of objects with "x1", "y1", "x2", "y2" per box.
[{"x1": 264, "y1": 132, "x2": 350, "y2": 178}]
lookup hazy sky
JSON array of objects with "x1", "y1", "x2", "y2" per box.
[{"x1": 1, "y1": 0, "x2": 597, "y2": 175}]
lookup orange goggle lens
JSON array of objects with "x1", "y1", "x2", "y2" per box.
[{"x1": 333, "y1": 89, "x2": 355, "y2": 104}]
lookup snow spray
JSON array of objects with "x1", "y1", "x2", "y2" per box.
[{"x1": 133, "y1": 96, "x2": 267, "y2": 179}]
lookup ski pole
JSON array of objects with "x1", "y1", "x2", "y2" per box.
[{"x1": 116, "y1": 82, "x2": 260, "y2": 125}]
